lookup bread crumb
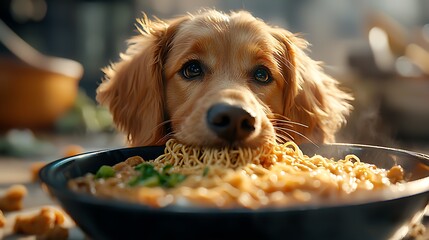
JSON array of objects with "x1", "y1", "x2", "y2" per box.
[
  {"x1": 63, "y1": 145, "x2": 84, "y2": 157},
  {"x1": 14, "y1": 206, "x2": 68, "y2": 240},
  {"x1": 36, "y1": 224, "x2": 69, "y2": 240},
  {"x1": 0, "y1": 210, "x2": 5, "y2": 228},
  {"x1": 0, "y1": 184, "x2": 28, "y2": 211},
  {"x1": 30, "y1": 162, "x2": 47, "y2": 182}
]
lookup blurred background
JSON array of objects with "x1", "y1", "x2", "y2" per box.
[{"x1": 0, "y1": 0, "x2": 429, "y2": 157}]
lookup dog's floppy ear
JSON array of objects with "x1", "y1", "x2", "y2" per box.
[
  {"x1": 97, "y1": 16, "x2": 186, "y2": 146},
  {"x1": 271, "y1": 29, "x2": 353, "y2": 143}
]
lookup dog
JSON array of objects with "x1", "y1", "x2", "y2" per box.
[{"x1": 96, "y1": 9, "x2": 353, "y2": 148}]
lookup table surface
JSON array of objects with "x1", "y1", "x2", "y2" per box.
[
  {"x1": 1, "y1": 133, "x2": 429, "y2": 240},
  {"x1": 0, "y1": 133, "x2": 123, "y2": 240}
]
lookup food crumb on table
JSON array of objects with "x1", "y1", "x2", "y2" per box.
[
  {"x1": 13, "y1": 206, "x2": 68, "y2": 239},
  {"x1": 0, "y1": 184, "x2": 28, "y2": 212}
]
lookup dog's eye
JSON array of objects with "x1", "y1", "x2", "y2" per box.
[
  {"x1": 181, "y1": 60, "x2": 203, "y2": 79},
  {"x1": 253, "y1": 67, "x2": 272, "y2": 84}
]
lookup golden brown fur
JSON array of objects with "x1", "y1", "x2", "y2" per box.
[{"x1": 97, "y1": 10, "x2": 353, "y2": 147}]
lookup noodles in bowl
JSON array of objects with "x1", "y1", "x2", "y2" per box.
[{"x1": 69, "y1": 139, "x2": 405, "y2": 209}]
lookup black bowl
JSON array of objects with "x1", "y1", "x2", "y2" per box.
[{"x1": 40, "y1": 144, "x2": 429, "y2": 240}]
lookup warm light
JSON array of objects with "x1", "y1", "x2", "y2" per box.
[
  {"x1": 10, "y1": 0, "x2": 47, "y2": 22},
  {"x1": 368, "y1": 27, "x2": 395, "y2": 72}
]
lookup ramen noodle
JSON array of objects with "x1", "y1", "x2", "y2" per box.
[{"x1": 69, "y1": 139, "x2": 404, "y2": 209}]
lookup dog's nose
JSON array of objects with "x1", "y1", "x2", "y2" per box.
[{"x1": 206, "y1": 103, "x2": 256, "y2": 143}]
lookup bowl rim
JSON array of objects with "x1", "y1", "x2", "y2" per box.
[{"x1": 39, "y1": 143, "x2": 429, "y2": 214}]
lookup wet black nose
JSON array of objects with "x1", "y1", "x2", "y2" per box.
[{"x1": 206, "y1": 103, "x2": 256, "y2": 143}]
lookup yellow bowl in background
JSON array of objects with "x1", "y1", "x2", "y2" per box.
[{"x1": 0, "y1": 58, "x2": 83, "y2": 129}]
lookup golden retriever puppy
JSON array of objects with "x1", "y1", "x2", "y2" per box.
[{"x1": 97, "y1": 9, "x2": 353, "y2": 148}]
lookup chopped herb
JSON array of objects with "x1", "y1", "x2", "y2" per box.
[
  {"x1": 162, "y1": 164, "x2": 173, "y2": 173},
  {"x1": 95, "y1": 165, "x2": 115, "y2": 179},
  {"x1": 129, "y1": 163, "x2": 186, "y2": 188},
  {"x1": 203, "y1": 166, "x2": 209, "y2": 176},
  {"x1": 136, "y1": 175, "x2": 160, "y2": 187},
  {"x1": 164, "y1": 173, "x2": 187, "y2": 188}
]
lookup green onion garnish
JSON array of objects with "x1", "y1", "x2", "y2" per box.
[
  {"x1": 129, "y1": 163, "x2": 186, "y2": 188},
  {"x1": 95, "y1": 165, "x2": 116, "y2": 179}
]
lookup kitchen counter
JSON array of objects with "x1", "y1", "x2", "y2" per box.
[{"x1": 1, "y1": 133, "x2": 428, "y2": 240}]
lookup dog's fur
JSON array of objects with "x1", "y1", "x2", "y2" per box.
[{"x1": 97, "y1": 10, "x2": 353, "y2": 148}]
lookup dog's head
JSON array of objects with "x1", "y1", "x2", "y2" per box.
[{"x1": 97, "y1": 10, "x2": 353, "y2": 147}]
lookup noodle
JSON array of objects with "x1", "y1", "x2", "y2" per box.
[{"x1": 69, "y1": 139, "x2": 404, "y2": 209}]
